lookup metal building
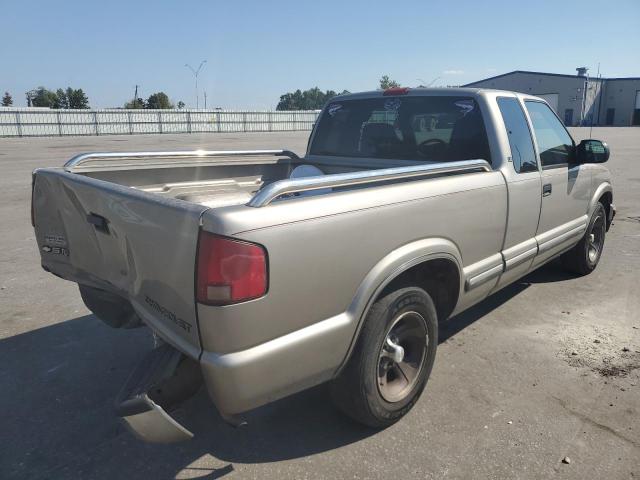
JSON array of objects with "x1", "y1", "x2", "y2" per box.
[{"x1": 464, "y1": 69, "x2": 640, "y2": 126}]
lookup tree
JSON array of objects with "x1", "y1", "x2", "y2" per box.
[
  {"x1": 177, "y1": 101, "x2": 185, "y2": 109},
  {"x1": 25, "y1": 86, "x2": 89, "y2": 108},
  {"x1": 145, "y1": 92, "x2": 173, "y2": 109},
  {"x1": 276, "y1": 87, "x2": 346, "y2": 110},
  {"x1": 66, "y1": 88, "x2": 89, "y2": 109},
  {"x1": 277, "y1": 89, "x2": 303, "y2": 110},
  {"x1": 124, "y1": 97, "x2": 146, "y2": 109},
  {"x1": 379, "y1": 75, "x2": 400, "y2": 89},
  {"x1": 27, "y1": 87, "x2": 58, "y2": 107},
  {"x1": 1, "y1": 91, "x2": 12, "y2": 106},
  {"x1": 55, "y1": 89, "x2": 68, "y2": 109}
]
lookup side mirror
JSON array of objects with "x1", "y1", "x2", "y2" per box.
[{"x1": 576, "y1": 139, "x2": 610, "y2": 164}]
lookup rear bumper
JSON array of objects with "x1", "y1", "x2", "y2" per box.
[
  {"x1": 199, "y1": 312, "x2": 355, "y2": 415},
  {"x1": 120, "y1": 311, "x2": 357, "y2": 442},
  {"x1": 116, "y1": 344, "x2": 202, "y2": 443}
]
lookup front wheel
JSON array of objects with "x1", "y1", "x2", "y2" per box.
[
  {"x1": 331, "y1": 287, "x2": 437, "y2": 427},
  {"x1": 562, "y1": 202, "x2": 607, "y2": 275}
]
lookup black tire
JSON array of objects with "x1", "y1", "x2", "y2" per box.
[
  {"x1": 331, "y1": 287, "x2": 437, "y2": 428},
  {"x1": 562, "y1": 203, "x2": 607, "y2": 275}
]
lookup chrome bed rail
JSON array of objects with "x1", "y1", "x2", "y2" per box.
[
  {"x1": 248, "y1": 159, "x2": 492, "y2": 207},
  {"x1": 64, "y1": 149, "x2": 299, "y2": 172}
]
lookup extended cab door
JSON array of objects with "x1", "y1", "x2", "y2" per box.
[
  {"x1": 523, "y1": 100, "x2": 592, "y2": 266},
  {"x1": 493, "y1": 96, "x2": 542, "y2": 290}
]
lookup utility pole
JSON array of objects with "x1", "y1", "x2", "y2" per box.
[
  {"x1": 204, "y1": 91, "x2": 207, "y2": 110},
  {"x1": 584, "y1": 70, "x2": 590, "y2": 126},
  {"x1": 576, "y1": 67, "x2": 589, "y2": 126},
  {"x1": 591, "y1": 63, "x2": 602, "y2": 136},
  {"x1": 185, "y1": 60, "x2": 207, "y2": 109}
]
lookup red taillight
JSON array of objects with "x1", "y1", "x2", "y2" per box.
[
  {"x1": 383, "y1": 87, "x2": 410, "y2": 96},
  {"x1": 196, "y1": 232, "x2": 267, "y2": 305}
]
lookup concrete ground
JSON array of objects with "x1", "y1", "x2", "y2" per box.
[{"x1": 0, "y1": 128, "x2": 638, "y2": 479}]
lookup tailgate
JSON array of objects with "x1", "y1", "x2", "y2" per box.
[{"x1": 33, "y1": 168, "x2": 208, "y2": 358}]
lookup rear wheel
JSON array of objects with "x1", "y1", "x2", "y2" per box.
[
  {"x1": 562, "y1": 203, "x2": 607, "y2": 275},
  {"x1": 331, "y1": 287, "x2": 437, "y2": 427}
]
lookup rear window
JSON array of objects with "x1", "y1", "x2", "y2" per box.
[{"x1": 309, "y1": 96, "x2": 491, "y2": 163}]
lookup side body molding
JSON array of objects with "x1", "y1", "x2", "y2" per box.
[
  {"x1": 336, "y1": 237, "x2": 463, "y2": 373},
  {"x1": 502, "y1": 238, "x2": 538, "y2": 271},
  {"x1": 463, "y1": 253, "x2": 503, "y2": 291}
]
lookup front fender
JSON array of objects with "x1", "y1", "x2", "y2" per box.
[{"x1": 590, "y1": 181, "x2": 612, "y2": 215}]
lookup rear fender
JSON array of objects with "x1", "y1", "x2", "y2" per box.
[
  {"x1": 336, "y1": 237, "x2": 463, "y2": 373},
  {"x1": 198, "y1": 237, "x2": 462, "y2": 415}
]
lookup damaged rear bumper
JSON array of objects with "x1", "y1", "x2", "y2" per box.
[
  {"x1": 116, "y1": 312, "x2": 354, "y2": 442},
  {"x1": 115, "y1": 344, "x2": 202, "y2": 443}
]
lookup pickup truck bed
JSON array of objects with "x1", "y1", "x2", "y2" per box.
[{"x1": 34, "y1": 149, "x2": 490, "y2": 358}]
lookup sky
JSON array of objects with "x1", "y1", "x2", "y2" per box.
[{"x1": 2, "y1": 0, "x2": 639, "y2": 109}]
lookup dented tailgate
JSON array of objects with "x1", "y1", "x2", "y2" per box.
[{"x1": 33, "y1": 168, "x2": 207, "y2": 358}]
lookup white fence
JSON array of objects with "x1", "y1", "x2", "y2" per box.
[{"x1": 0, "y1": 108, "x2": 321, "y2": 137}]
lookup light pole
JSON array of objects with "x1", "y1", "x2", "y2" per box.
[
  {"x1": 416, "y1": 76, "x2": 441, "y2": 88},
  {"x1": 185, "y1": 60, "x2": 207, "y2": 109},
  {"x1": 426, "y1": 76, "x2": 441, "y2": 87}
]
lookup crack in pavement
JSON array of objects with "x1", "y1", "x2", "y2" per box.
[{"x1": 552, "y1": 395, "x2": 640, "y2": 450}]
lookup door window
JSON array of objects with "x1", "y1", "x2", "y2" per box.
[
  {"x1": 525, "y1": 101, "x2": 574, "y2": 167},
  {"x1": 497, "y1": 97, "x2": 538, "y2": 173}
]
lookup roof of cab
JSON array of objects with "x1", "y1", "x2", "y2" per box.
[
  {"x1": 329, "y1": 87, "x2": 542, "y2": 103},
  {"x1": 332, "y1": 87, "x2": 506, "y2": 101}
]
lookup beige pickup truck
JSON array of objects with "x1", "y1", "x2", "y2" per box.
[{"x1": 32, "y1": 88, "x2": 614, "y2": 442}]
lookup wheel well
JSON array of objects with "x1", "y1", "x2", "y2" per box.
[
  {"x1": 599, "y1": 191, "x2": 613, "y2": 229},
  {"x1": 380, "y1": 258, "x2": 460, "y2": 322}
]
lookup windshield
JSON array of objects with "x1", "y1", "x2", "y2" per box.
[{"x1": 309, "y1": 95, "x2": 490, "y2": 163}]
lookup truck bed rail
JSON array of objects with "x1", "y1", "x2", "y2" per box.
[
  {"x1": 64, "y1": 149, "x2": 300, "y2": 172},
  {"x1": 248, "y1": 159, "x2": 492, "y2": 207}
]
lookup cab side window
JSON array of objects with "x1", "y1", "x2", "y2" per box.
[
  {"x1": 524, "y1": 101, "x2": 574, "y2": 167},
  {"x1": 497, "y1": 97, "x2": 538, "y2": 173}
]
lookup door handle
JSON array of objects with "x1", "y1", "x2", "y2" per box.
[
  {"x1": 542, "y1": 183, "x2": 552, "y2": 197},
  {"x1": 87, "y1": 212, "x2": 110, "y2": 233}
]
